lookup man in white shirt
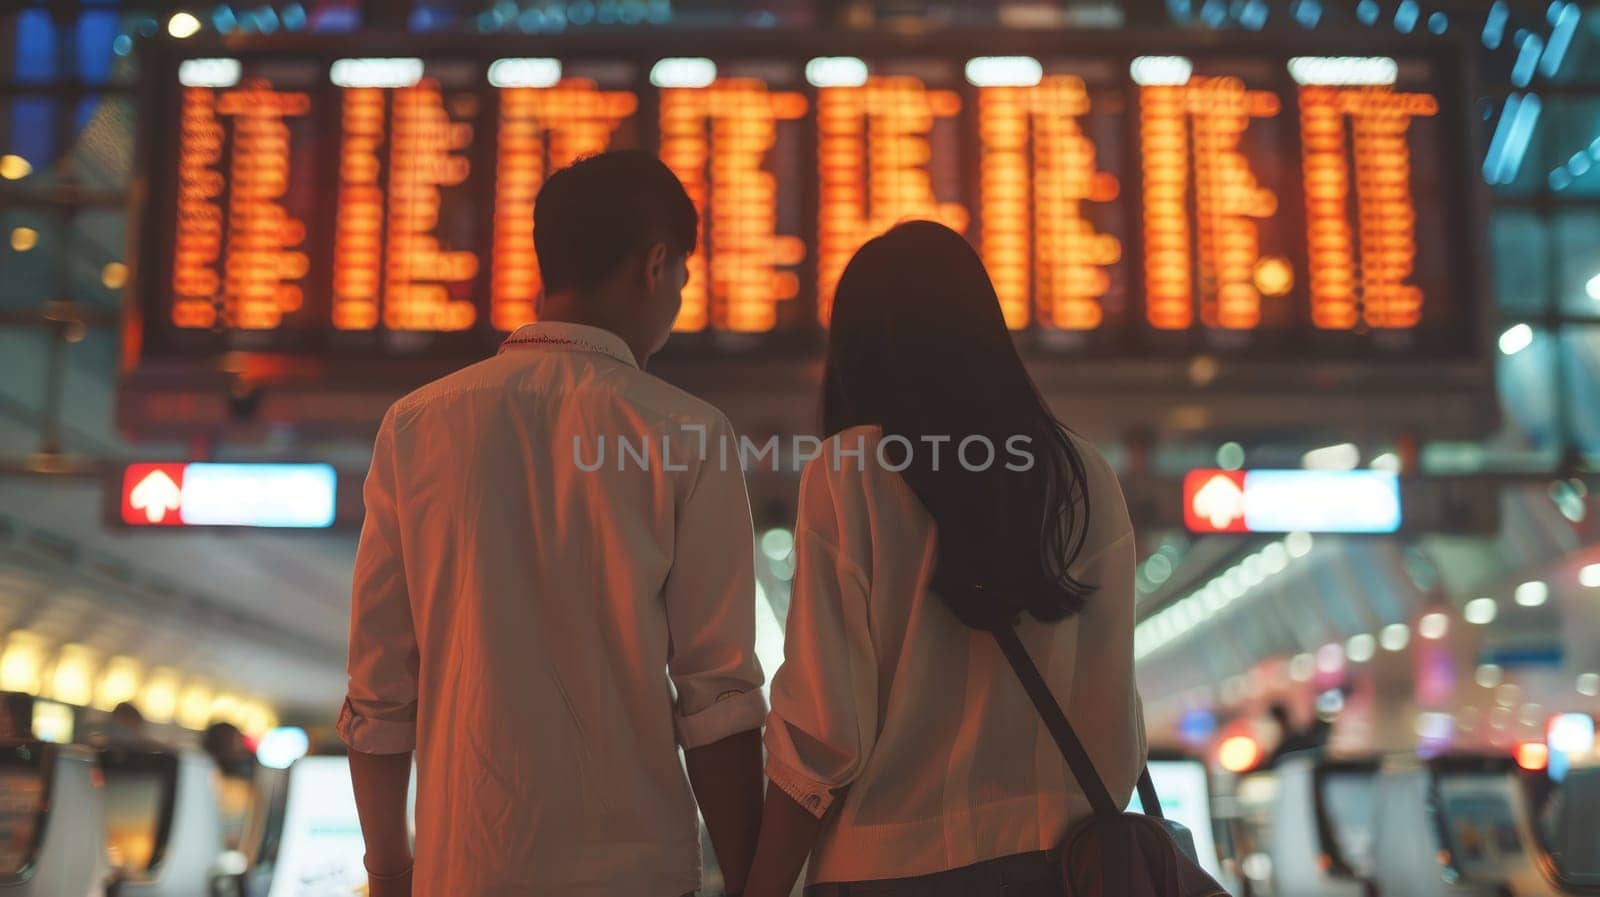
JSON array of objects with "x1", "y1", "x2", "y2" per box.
[{"x1": 341, "y1": 150, "x2": 767, "y2": 897}]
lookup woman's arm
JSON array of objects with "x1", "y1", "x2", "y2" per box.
[
  {"x1": 743, "y1": 784, "x2": 834, "y2": 897},
  {"x1": 752, "y1": 457, "x2": 875, "y2": 896}
]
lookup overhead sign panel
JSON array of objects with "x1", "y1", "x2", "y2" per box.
[
  {"x1": 1184, "y1": 468, "x2": 1402, "y2": 534},
  {"x1": 119, "y1": 463, "x2": 337, "y2": 528}
]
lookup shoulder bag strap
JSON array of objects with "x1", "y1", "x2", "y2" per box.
[{"x1": 992, "y1": 624, "x2": 1164, "y2": 820}]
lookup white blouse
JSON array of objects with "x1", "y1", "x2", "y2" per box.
[{"x1": 764, "y1": 425, "x2": 1146, "y2": 885}]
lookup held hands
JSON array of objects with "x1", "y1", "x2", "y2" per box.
[{"x1": 364, "y1": 860, "x2": 413, "y2": 897}]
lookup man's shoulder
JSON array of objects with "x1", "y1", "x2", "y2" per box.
[
  {"x1": 380, "y1": 352, "x2": 733, "y2": 434},
  {"x1": 387, "y1": 355, "x2": 510, "y2": 422},
  {"x1": 612, "y1": 367, "x2": 733, "y2": 432}
]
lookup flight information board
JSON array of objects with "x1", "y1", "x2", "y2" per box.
[{"x1": 131, "y1": 34, "x2": 1483, "y2": 365}]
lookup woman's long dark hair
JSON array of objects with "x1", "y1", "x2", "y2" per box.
[{"x1": 822, "y1": 221, "x2": 1095, "y2": 629}]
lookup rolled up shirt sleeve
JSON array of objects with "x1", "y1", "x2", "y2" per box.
[
  {"x1": 764, "y1": 462, "x2": 877, "y2": 819},
  {"x1": 664, "y1": 414, "x2": 768, "y2": 750},
  {"x1": 339, "y1": 409, "x2": 420, "y2": 755}
]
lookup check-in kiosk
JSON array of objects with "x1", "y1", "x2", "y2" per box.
[
  {"x1": 214, "y1": 766, "x2": 288, "y2": 897},
  {"x1": 1530, "y1": 764, "x2": 1600, "y2": 893},
  {"x1": 1252, "y1": 755, "x2": 1381, "y2": 897},
  {"x1": 0, "y1": 741, "x2": 110, "y2": 897},
  {"x1": 99, "y1": 748, "x2": 224, "y2": 897},
  {"x1": 1373, "y1": 754, "x2": 1563, "y2": 897},
  {"x1": 1129, "y1": 754, "x2": 1229, "y2": 884},
  {"x1": 219, "y1": 756, "x2": 420, "y2": 897},
  {"x1": 250, "y1": 756, "x2": 367, "y2": 897},
  {"x1": 1228, "y1": 769, "x2": 1281, "y2": 897}
]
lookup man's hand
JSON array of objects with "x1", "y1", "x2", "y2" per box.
[{"x1": 685, "y1": 729, "x2": 765, "y2": 895}]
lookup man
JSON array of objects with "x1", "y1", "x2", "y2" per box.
[{"x1": 341, "y1": 150, "x2": 767, "y2": 897}]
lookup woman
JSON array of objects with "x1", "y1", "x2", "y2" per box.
[{"x1": 744, "y1": 221, "x2": 1145, "y2": 897}]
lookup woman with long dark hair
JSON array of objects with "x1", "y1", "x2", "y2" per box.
[{"x1": 744, "y1": 221, "x2": 1145, "y2": 897}]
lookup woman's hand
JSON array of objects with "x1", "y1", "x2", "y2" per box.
[{"x1": 744, "y1": 785, "x2": 832, "y2": 897}]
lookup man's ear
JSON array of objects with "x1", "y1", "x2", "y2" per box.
[{"x1": 643, "y1": 241, "x2": 669, "y2": 292}]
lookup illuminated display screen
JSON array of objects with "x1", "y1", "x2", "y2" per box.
[
  {"x1": 102, "y1": 771, "x2": 167, "y2": 874},
  {"x1": 265, "y1": 756, "x2": 367, "y2": 897},
  {"x1": 135, "y1": 38, "x2": 1480, "y2": 362},
  {"x1": 1127, "y1": 760, "x2": 1222, "y2": 879},
  {"x1": 1436, "y1": 774, "x2": 1524, "y2": 880}
]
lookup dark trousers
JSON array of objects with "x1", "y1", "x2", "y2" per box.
[{"x1": 804, "y1": 850, "x2": 1060, "y2": 897}]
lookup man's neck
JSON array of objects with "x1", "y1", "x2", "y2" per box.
[{"x1": 537, "y1": 299, "x2": 646, "y2": 366}]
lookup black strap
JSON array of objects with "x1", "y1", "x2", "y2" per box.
[{"x1": 992, "y1": 624, "x2": 1164, "y2": 820}]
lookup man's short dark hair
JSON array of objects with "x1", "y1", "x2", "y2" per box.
[{"x1": 534, "y1": 149, "x2": 698, "y2": 296}]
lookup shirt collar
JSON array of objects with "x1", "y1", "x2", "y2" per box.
[{"x1": 499, "y1": 321, "x2": 639, "y2": 369}]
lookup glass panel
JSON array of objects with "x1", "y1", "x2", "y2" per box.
[
  {"x1": 1556, "y1": 211, "x2": 1600, "y2": 316},
  {"x1": 1491, "y1": 211, "x2": 1551, "y2": 315},
  {"x1": 1496, "y1": 326, "x2": 1560, "y2": 448},
  {"x1": 0, "y1": 209, "x2": 64, "y2": 308},
  {"x1": 12, "y1": 9, "x2": 58, "y2": 85},
  {"x1": 73, "y1": 96, "x2": 96, "y2": 134},
  {"x1": 1542, "y1": 96, "x2": 1600, "y2": 196},
  {"x1": 76, "y1": 10, "x2": 119, "y2": 85},
  {"x1": 1561, "y1": 325, "x2": 1600, "y2": 457},
  {"x1": 75, "y1": 95, "x2": 136, "y2": 189},
  {"x1": 7, "y1": 98, "x2": 60, "y2": 170},
  {"x1": 68, "y1": 209, "x2": 127, "y2": 308}
]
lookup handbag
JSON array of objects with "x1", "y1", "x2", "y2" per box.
[{"x1": 992, "y1": 624, "x2": 1230, "y2": 897}]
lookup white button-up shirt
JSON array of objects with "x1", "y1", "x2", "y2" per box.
[
  {"x1": 764, "y1": 426, "x2": 1146, "y2": 885},
  {"x1": 339, "y1": 321, "x2": 767, "y2": 897}
]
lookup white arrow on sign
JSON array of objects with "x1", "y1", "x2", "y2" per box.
[
  {"x1": 1192, "y1": 474, "x2": 1246, "y2": 530},
  {"x1": 129, "y1": 470, "x2": 182, "y2": 524}
]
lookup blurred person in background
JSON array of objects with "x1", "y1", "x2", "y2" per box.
[
  {"x1": 203, "y1": 722, "x2": 256, "y2": 778},
  {"x1": 1265, "y1": 701, "x2": 1331, "y2": 767},
  {"x1": 341, "y1": 150, "x2": 765, "y2": 897},
  {"x1": 107, "y1": 702, "x2": 147, "y2": 742},
  {"x1": 745, "y1": 222, "x2": 1146, "y2": 897},
  {"x1": 205, "y1": 722, "x2": 257, "y2": 851},
  {"x1": 96, "y1": 701, "x2": 169, "y2": 750}
]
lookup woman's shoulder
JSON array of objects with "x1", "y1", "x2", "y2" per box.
[
  {"x1": 1062, "y1": 431, "x2": 1135, "y2": 560},
  {"x1": 797, "y1": 424, "x2": 928, "y2": 531},
  {"x1": 801, "y1": 425, "x2": 885, "y2": 480}
]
